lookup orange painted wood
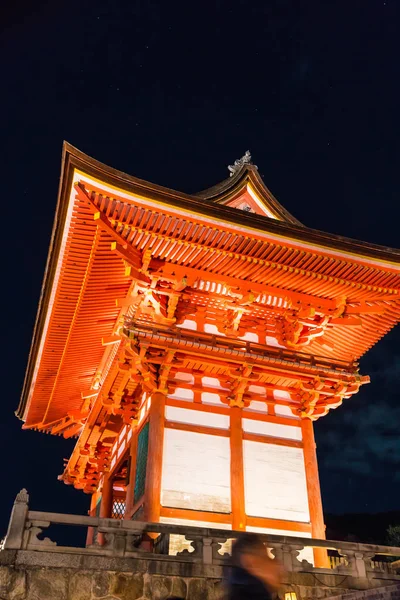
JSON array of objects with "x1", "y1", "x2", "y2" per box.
[
  {"x1": 26, "y1": 155, "x2": 400, "y2": 510},
  {"x1": 243, "y1": 432, "x2": 303, "y2": 448},
  {"x1": 242, "y1": 410, "x2": 301, "y2": 427},
  {"x1": 166, "y1": 398, "x2": 230, "y2": 415},
  {"x1": 144, "y1": 391, "x2": 166, "y2": 523},
  {"x1": 108, "y1": 446, "x2": 129, "y2": 479},
  {"x1": 100, "y1": 477, "x2": 113, "y2": 518},
  {"x1": 86, "y1": 492, "x2": 99, "y2": 546},
  {"x1": 230, "y1": 407, "x2": 246, "y2": 530},
  {"x1": 166, "y1": 397, "x2": 300, "y2": 427},
  {"x1": 160, "y1": 506, "x2": 231, "y2": 525},
  {"x1": 98, "y1": 476, "x2": 113, "y2": 545},
  {"x1": 246, "y1": 515, "x2": 312, "y2": 534},
  {"x1": 124, "y1": 433, "x2": 138, "y2": 518},
  {"x1": 165, "y1": 420, "x2": 230, "y2": 437},
  {"x1": 301, "y1": 418, "x2": 329, "y2": 567},
  {"x1": 25, "y1": 168, "x2": 400, "y2": 436},
  {"x1": 125, "y1": 497, "x2": 144, "y2": 520}
]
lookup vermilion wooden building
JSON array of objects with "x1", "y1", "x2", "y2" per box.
[{"x1": 18, "y1": 145, "x2": 400, "y2": 565}]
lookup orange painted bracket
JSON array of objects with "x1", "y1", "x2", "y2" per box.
[{"x1": 102, "y1": 336, "x2": 122, "y2": 346}]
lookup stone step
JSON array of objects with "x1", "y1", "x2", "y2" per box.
[{"x1": 326, "y1": 583, "x2": 400, "y2": 600}]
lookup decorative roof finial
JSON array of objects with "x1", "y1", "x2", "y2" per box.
[
  {"x1": 15, "y1": 489, "x2": 29, "y2": 504},
  {"x1": 228, "y1": 150, "x2": 257, "y2": 177}
]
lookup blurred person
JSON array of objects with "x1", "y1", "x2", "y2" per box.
[{"x1": 226, "y1": 533, "x2": 283, "y2": 600}]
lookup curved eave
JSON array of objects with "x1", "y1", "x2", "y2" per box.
[
  {"x1": 59, "y1": 143, "x2": 400, "y2": 263},
  {"x1": 17, "y1": 142, "x2": 400, "y2": 422},
  {"x1": 17, "y1": 142, "x2": 73, "y2": 421},
  {"x1": 194, "y1": 164, "x2": 303, "y2": 226}
]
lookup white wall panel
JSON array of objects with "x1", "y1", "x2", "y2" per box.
[
  {"x1": 248, "y1": 385, "x2": 267, "y2": 396},
  {"x1": 177, "y1": 319, "x2": 197, "y2": 330},
  {"x1": 203, "y1": 376, "x2": 227, "y2": 389},
  {"x1": 266, "y1": 336, "x2": 285, "y2": 348},
  {"x1": 242, "y1": 419, "x2": 302, "y2": 441},
  {"x1": 165, "y1": 406, "x2": 229, "y2": 429},
  {"x1": 273, "y1": 390, "x2": 291, "y2": 400},
  {"x1": 174, "y1": 372, "x2": 195, "y2": 384},
  {"x1": 243, "y1": 440, "x2": 309, "y2": 522},
  {"x1": 239, "y1": 332, "x2": 259, "y2": 342},
  {"x1": 204, "y1": 323, "x2": 225, "y2": 335},
  {"x1": 168, "y1": 387, "x2": 194, "y2": 401},
  {"x1": 275, "y1": 404, "x2": 298, "y2": 418},
  {"x1": 161, "y1": 429, "x2": 231, "y2": 513},
  {"x1": 202, "y1": 391, "x2": 224, "y2": 405},
  {"x1": 245, "y1": 401, "x2": 268, "y2": 414}
]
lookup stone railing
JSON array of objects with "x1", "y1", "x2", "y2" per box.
[{"x1": 3, "y1": 490, "x2": 400, "y2": 582}]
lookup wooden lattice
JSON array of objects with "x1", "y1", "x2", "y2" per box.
[{"x1": 112, "y1": 500, "x2": 126, "y2": 520}]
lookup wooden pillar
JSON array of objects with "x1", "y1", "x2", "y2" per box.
[
  {"x1": 144, "y1": 391, "x2": 166, "y2": 523},
  {"x1": 100, "y1": 475, "x2": 113, "y2": 518},
  {"x1": 124, "y1": 434, "x2": 138, "y2": 519},
  {"x1": 98, "y1": 475, "x2": 113, "y2": 545},
  {"x1": 230, "y1": 407, "x2": 246, "y2": 531},
  {"x1": 86, "y1": 492, "x2": 99, "y2": 546},
  {"x1": 301, "y1": 418, "x2": 329, "y2": 568}
]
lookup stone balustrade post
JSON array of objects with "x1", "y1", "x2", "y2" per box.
[
  {"x1": 353, "y1": 551, "x2": 367, "y2": 578},
  {"x1": 186, "y1": 535, "x2": 203, "y2": 559},
  {"x1": 288, "y1": 544, "x2": 305, "y2": 572},
  {"x1": 4, "y1": 489, "x2": 29, "y2": 550},
  {"x1": 343, "y1": 550, "x2": 374, "y2": 579},
  {"x1": 202, "y1": 537, "x2": 213, "y2": 565},
  {"x1": 112, "y1": 532, "x2": 127, "y2": 557},
  {"x1": 270, "y1": 543, "x2": 284, "y2": 564},
  {"x1": 281, "y1": 543, "x2": 296, "y2": 572}
]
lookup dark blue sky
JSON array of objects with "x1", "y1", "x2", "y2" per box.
[{"x1": 1, "y1": 0, "x2": 399, "y2": 532}]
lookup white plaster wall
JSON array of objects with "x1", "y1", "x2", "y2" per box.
[
  {"x1": 203, "y1": 376, "x2": 227, "y2": 389},
  {"x1": 242, "y1": 419, "x2": 302, "y2": 441},
  {"x1": 177, "y1": 319, "x2": 197, "y2": 330},
  {"x1": 138, "y1": 396, "x2": 151, "y2": 424},
  {"x1": 168, "y1": 387, "x2": 194, "y2": 401},
  {"x1": 202, "y1": 391, "x2": 224, "y2": 405},
  {"x1": 266, "y1": 336, "x2": 285, "y2": 348},
  {"x1": 248, "y1": 385, "x2": 267, "y2": 396},
  {"x1": 245, "y1": 400, "x2": 268, "y2": 413},
  {"x1": 243, "y1": 440, "x2": 309, "y2": 522},
  {"x1": 275, "y1": 404, "x2": 298, "y2": 418},
  {"x1": 204, "y1": 323, "x2": 225, "y2": 335},
  {"x1": 239, "y1": 332, "x2": 259, "y2": 342},
  {"x1": 273, "y1": 390, "x2": 291, "y2": 400},
  {"x1": 161, "y1": 429, "x2": 231, "y2": 513},
  {"x1": 174, "y1": 372, "x2": 195, "y2": 384},
  {"x1": 165, "y1": 406, "x2": 229, "y2": 429}
]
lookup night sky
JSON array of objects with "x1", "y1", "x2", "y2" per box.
[{"x1": 1, "y1": 1, "x2": 399, "y2": 535}]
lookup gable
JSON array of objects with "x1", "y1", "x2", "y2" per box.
[{"x1": 219, "y1": 183, "x2": 282, "y2": 219}]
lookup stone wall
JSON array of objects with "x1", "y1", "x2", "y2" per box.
[{"x1": 1, "y1": 549, "x2": 399, "y2": 600}]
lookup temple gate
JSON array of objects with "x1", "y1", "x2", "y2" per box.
[{"x1": 18, "y1": 145, "x2": 400, "y2": 567}]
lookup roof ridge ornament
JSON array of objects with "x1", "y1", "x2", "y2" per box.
[{"x1": 228, "y1": 150, "x2": 257, "y2": 177}]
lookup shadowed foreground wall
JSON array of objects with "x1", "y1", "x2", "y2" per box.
[{"x1": 1, "y1": 549, "x2": 400, "y2": 600}]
